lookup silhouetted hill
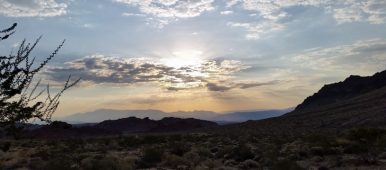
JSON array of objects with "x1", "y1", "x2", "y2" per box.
[
  {"x1": 61, "y1": 109, "x2": 171, "y2": 123},
  {"x1": 27, "y1": 117, "x2": 218, "y2": 138},
  {"x1": 27, "y1": 121, "x2": 115, "y2": 138},
  {"x1": 231, "y1": 69, "x2": 386, "y2": 132},
  {"x1": 95, "y1": 117, "x2": 158, "y2": 132},
  {"x1": 212, "y1": 109, "x2": 292, "y2": 122},
  {"x1": 155, "y1": 117, "x2": 218, "y2": 132},
  {"x1": 295, "y1": 70, "x2": 386, "y2": 111},
  {"x1": 61, "y1": 109, "x2": 292, "y2": 123},
  {"x1": 96, "y1": 117, "x2": 218, "y2": 133}
]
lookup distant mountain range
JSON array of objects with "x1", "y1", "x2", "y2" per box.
[
  {"x1": 59, "y1": 108, "x2": 292, "y2": 124},
  {"x1": 27, "y1": 69, "x2": 386, "y2": 138},
  {"x1": 27, "y1": 117, "x2": 218, "y2": 138}
]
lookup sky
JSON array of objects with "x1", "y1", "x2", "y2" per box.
[{"x1": 0, "y1": 0, "x2": 386, "y2": 117}]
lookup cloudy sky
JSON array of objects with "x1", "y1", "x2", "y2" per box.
[{"x1": 0, "y1": 0, "x2": 386, "y2": 117}]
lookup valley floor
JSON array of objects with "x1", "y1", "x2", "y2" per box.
[{"x1": 1, "y1": 127, "x2": 386, "y2": 170}]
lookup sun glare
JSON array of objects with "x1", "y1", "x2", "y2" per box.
[{"x1": 162, "y1": 50, "x2": 204, "y2": 68}]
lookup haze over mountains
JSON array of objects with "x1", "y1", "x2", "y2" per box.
[{"x1": 60, "y1": 108, "x2": 292, "y2": 123}]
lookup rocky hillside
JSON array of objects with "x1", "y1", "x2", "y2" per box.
[
  {"x1": 295, "y1": 70, "x2": 386, "y2": 111},
  {"x1": 235, "y1": 69, "x2": 386, "y2": 131}
]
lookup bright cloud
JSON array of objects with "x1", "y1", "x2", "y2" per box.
[
  {"x1": 227, "y1": 20, "x2": 284, "y2": 40},
  {"x1": 114, "y1": 0, "x2": 215, "y2": 26},
  {"x1": 290, "y1": 39, "x2": 386, "y2": 73},
  {"x1": 0, "y1": 0, "x2": 68, "y2": 17},
  {"x1": 225, "y1": 0, "x2": 386, "y2": 39}
]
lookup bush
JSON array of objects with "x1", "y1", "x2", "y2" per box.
[
  {"x1": 81, "y1": 156, "x2": 135, "y2": 170},
  {"x1": 347, "y1": 128, "x2": 386, "y2": 142},
  {"x1": 273, "y1": 159, "x2": 303, "y2": 170},
  {"x1": 162, "y1": 154, "x2": 190, "y2": 168},
  {"x1": 170, "y1": 142, "x2": 190, "y2": 156},
  {"x1": 137, "y1": 147, "x2": 164, "y2": 168},
  {"x1": 42, "y1": 155, "x2": 75, "y2": 170},
  {"x1": 0, "y1": 141, "x2": 11, "y2": 152},
  {"x1": 238, "y1": 159, "x2": 260, "y2": 170},
  {"x1": 230, "y1": 144, "x2": 255, "y2": 161},
  {"x1": 142, "y1": 135, "x2": 167, "y2": 145}
]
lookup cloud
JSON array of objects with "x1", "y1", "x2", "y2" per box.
[
  {"x1": 226, "y1": 0, "x2": 242, "y2": 8},
  {"x1": 205, "y1": 80, "x2": 281, "y2": 92},
  {"x1": 114, "y1": 0, "x2": 215, "y2": 26},
  {"x1": 234, "y1": 0, "x2": 386, "y2": 24},
  {"x1": 227, "y1": 20, "x2": 284, "y2": 40},
  {"x1": 122, "y1": 12, "x2": 146, "y2": 17},
  {"x1": 290, "y1": 39, "x2": 386, "y2": 73},
  {"x1": 220, "y1": 10, "x2": 233, "y2": 15},
  {"x1": 45, "y1": 54, "x2": 274, "y2": 92},
  {"x1": 206, "y1": 83, "x2": 232, "y2": 92},
  {"x1": 0, "y1": 0, "x2": 68, "y2": 17},
  {"x1": 226, "y1": 0, "x2": 386, "y2": 39}
]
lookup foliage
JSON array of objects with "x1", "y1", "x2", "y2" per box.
[
  {"x1": 137, "y1": 146, "x2": 164, "y2": 168},
  {"x1": 0, "y1": 23, "x2": 79, "y2": 137}
]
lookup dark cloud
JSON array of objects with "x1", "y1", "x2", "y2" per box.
[
  {"x1": 206, "y1": 83, "x2": 233, "y2": 92},
  {"x1": 237, "y1": 80, "x2": 281, "y2": 89},
  {"x1": 45, "y1": 55, "x2": 280, "y2": 92},
  {"x1": 206, "y1": 80, "x2": 281, "y2": 92}
]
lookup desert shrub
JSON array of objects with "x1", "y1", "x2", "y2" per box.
[
  {"x1": 347, "y1": 128, "x2": 386, "y2": 142},
  {"x1": 306, "y1": 134, "x2": 337, "y2": 148},
  {"x1": 80, "y1": 157, "x2": 98, "y2": 170},
  {"x1": 162, "y1": 154, "x2": 190, "y2": 168},
  {"x1": 216, "y1": 145, "x2": 233, "y2": 159},
  {"x1": 42, "y1": 155, "x2": 75, "y2": 170},
  {"x1": 142, "y1": 135, "x2": 167, "y2": 145},
  {"x1": 28, "y1": 157, "x2": 45, "y2": 169},
  {"x1": 168, "y1": 134, "x2": 182, "y2": 141},
  {"x1": 118, "y1": 136, "x2": 141, "y2": 147},
  {"x1": 309, "y1": 146, "x2": 340, "y2": 156},
  {"x1": 195, "y1": 146, "x2": 212, "y2": 159},
  {"x1": 170, "y1": 142, "x2": 190, "y2": 156},
  {"x1": 0, "y1": 141, "x2": 11, "y2": 152},
  {"x1": 230, "y1": 144, "x2": 255, "y2": 161},
  {"x1": 81, "y1": 155, "x2": 135, "y2": 170},
  {"x1": 97, "y1": 156, "x2": 119, "y2": 170},
  {"x1": 32, "y1": 148, "x2": 51, "y2": 160},
  {"x1": 137, "y1": 146, "x2": 164, "y2": 168},
  {"x1": 273, "y1": 159, "x2": 303, "y2": 170},
  {"x1": 238, "y1": 159, "x2": 260, "y2": 170},
  {"x1": 199, "y1": 159, "x2": 222, "y2": 169},
  {"x1": 183, "y1": 151, "x2": 201, "y2": 166},
  {"x1": 261, "y1": 149, "x2": 279, "y2": 166},
  {"x1": 343, "y1": 142, "x2": 370, "y2": 154}
]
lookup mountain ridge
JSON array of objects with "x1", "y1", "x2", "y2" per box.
[
  {"x1": 295, "y1": 69, "x2": 386, "y2": 111},
  {"x1": 60, "y1": 108, "x2": 292, "y2": 123}
]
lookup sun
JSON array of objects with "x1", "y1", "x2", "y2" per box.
[{"x1": 162, "y1": 50, "x2": 204, "y2": 68}]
